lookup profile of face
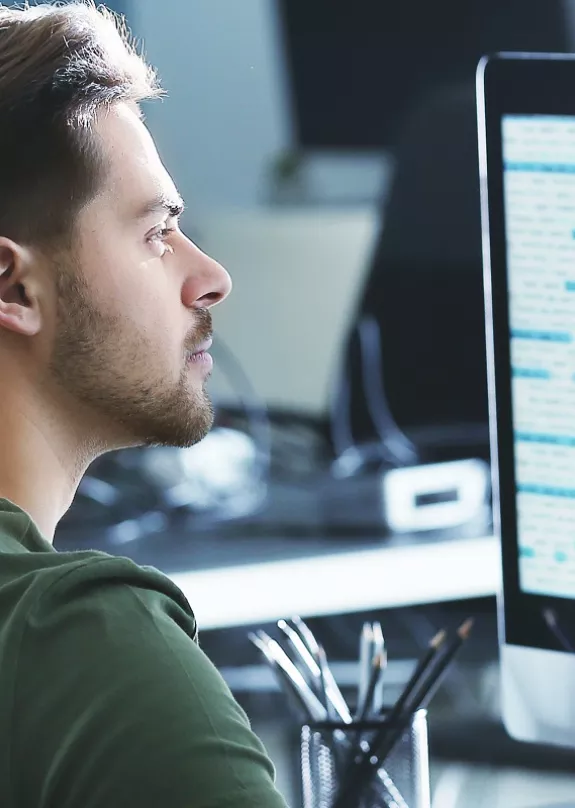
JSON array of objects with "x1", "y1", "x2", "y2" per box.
[{"x1": 41, "y1": 102, "x2": 232, "y2": 452}]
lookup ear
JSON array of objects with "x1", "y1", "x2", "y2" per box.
[{"x1": 0, "y1": 238, "x2": 44, "y2": 337}]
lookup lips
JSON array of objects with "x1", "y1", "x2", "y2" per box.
[{"x1": 189, "y1": 337, "x2": 213, "y2": 356}]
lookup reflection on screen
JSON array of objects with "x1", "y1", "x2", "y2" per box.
[{"x1": 503, "y1": 114, "x2": 575, "y2": 600}]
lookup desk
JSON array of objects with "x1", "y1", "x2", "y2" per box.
[
  {"x1": 170, "y1": 533, "x2": 499, "y2": 630},
  {"x1": 57, "y1": 464, "x2": 498, "y2": 631}
]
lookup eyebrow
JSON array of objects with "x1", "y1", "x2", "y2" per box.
[{"x1": 136, "y1": 192, "x2": 186, "y2": 220}]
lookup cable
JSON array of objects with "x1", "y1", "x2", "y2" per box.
[
  {"x1": 358, "y1": 314, "x2": 419, "y2": 465},
  {"x1": 330, "y1": 315, "x2": 419, "y2": 478}
]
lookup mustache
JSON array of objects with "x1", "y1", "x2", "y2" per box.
[{"x1": 187, "y1": 308, "x2": 213, "y2": 351}]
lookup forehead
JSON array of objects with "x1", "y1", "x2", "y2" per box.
[{"x1": 92, "y1": 101, "x2": 179, "y2": 213}]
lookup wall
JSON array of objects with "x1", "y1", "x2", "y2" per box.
[
  {"x1": 134, "y1": 0, "x2": 293, "y2": 210},
  {"x1": 131, "y1": 0, "x2": 382, "y2": 414},
  {"x1": 195, "y1": 207, "x2": 379, "y2": 413}
]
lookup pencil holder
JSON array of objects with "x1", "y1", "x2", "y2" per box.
[{"x1": 300, "y1": 709, "x2": 430, "y2": 808}]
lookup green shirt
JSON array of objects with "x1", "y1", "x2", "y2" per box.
[{"x1": 0, "y1": 498, "x2": 289, "y2": 808}]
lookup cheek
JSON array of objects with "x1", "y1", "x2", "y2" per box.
[
  {"x1": 76, "y1": 234, "x2": 182, "y2": 356},
  {"x1": 121, "y1": 266, "x2": 182, "y2": 358}
]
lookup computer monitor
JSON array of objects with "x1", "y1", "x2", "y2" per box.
[{"x1": 478, "y1": 52, "x2": 575, "y2": 748}]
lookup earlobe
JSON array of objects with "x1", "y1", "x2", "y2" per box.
[{"x1": 0, "y1": 241, "x2": 43, "y2": 337}]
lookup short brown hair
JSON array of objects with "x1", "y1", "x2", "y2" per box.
[{"x1": 0, "y1": 0, "x2": 164, "y2": 253}]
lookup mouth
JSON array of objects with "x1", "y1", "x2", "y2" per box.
[
  {"x1": 186, "y1": 337, "x2": 213, "y2": 369},
  {"x1": 191, "y1": 337, "x2": 213, "y2": 354}
]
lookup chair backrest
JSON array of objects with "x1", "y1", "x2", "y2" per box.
[
  {"x1": 332, "y1": 82, "x2": 488, "y2": 464},
  {"x1": 330, "y1": 3, "x2": 571, "y2": 465}
]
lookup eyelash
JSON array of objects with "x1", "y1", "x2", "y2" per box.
[
  {"x1": 148, "y1": 224, "x2": 177, "y2": 254},
  {"x1": 151, "y1": 225, "x2": 176, "y2": 241}
]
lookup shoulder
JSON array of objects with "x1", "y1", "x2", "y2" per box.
[
  {"x1": 30, "y1": 549, "x2": 198, "y2": 640},
  {"x1": 12, "y1": 552, "x2": 288, "y2": 808}
]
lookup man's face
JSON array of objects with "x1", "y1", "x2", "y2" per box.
[{"x1": 45, "y1": 102, "x2": 231, "y2": 451}]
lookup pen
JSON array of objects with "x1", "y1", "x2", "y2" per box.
[
  {"x1": 248, "y1": 632, "x2": 319, "y2": 721},
  {"x1": 356, "y1": 621, "x2": 374, "y2": 719},
  {"x1": 371, "y1": 621, "x2": 386, "y2": 715},
  {"x1": 316, "y1": 643, "x2": 337, "y2": 720},
  {"x1": 277, "y1": 619, "x2": 327, "y2": 706},
  {"x1": 291, "y1": 616, "x2": 351, "y2": 721},
  {"x1": 290, "y1": 616, "x2": 321, "y2": 664},
  {"x1": 250, "y1": 631, "x2": 327, "y2": 721}
]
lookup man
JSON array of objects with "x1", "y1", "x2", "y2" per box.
[{"x1": 0, "y1": 2, "x2": 288, "y2": 806}]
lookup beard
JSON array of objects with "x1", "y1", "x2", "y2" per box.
[{"x1": 45, "y1": 263, "x2": 214, "y2": 453}]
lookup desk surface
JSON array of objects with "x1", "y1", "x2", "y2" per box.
[
  {"x1": 170, "y1": 531, "x2": 500, "y2": 630},
  {"x1": 57, "y1": 475, "x2": 498, "y2": 630},
  {"x1": 58, "y1": 518, "x2": 499, "y2": 630}
]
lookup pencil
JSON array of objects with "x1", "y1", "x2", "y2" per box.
[
  {"x1": 357, "y1": 651, "x2": 386, "y2": 722},
  {"x1": 351, "y1": 618, "x2": 473, "y2": 806},
  {"x1": 377, "y1": 627, "x2": 446, "y2": 719},
  {"x1": 333, "y1": 620, "x2": 472, "y2": 808},
  {"x1": 408, "y1": 618, "x2": 474, "y2": 710}
]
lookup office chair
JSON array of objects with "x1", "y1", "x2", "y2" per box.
[
  {"x1": 330, "y1": 1, "x2": 571, "y2": 470},
  {"x1": 331, "y1": 81, "x2": 488, "y2": 470}
]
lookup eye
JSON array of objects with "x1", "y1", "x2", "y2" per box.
[
  {"x1": 147, "y1": 222, "x2": 177, "y2": 255},
  {"x1": 149, "y1": 223, "x2": 176, "y2": 241}
]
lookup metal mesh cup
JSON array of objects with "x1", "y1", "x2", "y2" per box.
[{"x1": 300, "y1": 709, "x2": 430, "y2": 808}]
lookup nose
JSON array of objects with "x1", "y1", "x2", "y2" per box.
[{"x1": 180, "y1": 237, "x2": 232, "y2": 309}]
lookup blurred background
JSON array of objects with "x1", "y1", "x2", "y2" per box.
[{"x1": 48, "y1": 1, "x2": 575, "y2": 805}]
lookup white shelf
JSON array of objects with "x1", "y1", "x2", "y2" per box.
[{"x1": 170, "y1": 534, "x2": 501, "y2": 630}]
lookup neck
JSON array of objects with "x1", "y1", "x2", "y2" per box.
[{"x1": 0, "y1": 391, "x2": 101, "y2": 543}]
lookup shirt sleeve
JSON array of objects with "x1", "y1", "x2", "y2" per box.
[{"x1": 12, "y1": 557, "x2": 290, "y2": 808}]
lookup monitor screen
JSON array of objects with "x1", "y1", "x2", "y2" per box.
[{"x1": 502, "y1": 114, "x2": 575, "y2": 600}]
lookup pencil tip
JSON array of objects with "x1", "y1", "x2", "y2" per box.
[
  {"x1": 458, "y1": 618, "x2": 474, "y2": 639},
  {"x1": 431, "y1": 628, "x2": 447, "y2": 649}
]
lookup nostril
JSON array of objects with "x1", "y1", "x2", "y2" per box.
[{"x1": 197, "y1": 290, "x2": 224, "y2": 306}]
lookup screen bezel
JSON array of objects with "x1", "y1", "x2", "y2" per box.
[{"x1": 478, "y1": 52, "x2": 575, "y2": 652}]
